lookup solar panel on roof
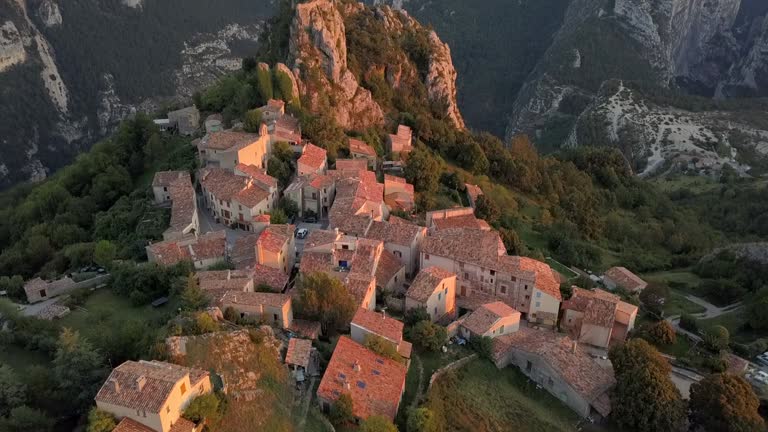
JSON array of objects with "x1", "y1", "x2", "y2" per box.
[
  {"x1": 357, "y1": 380, "x2": 366, "y2": 389},
  {"x1": 338, "y1": 373, "x2": 346, "y2": 379},
  {"x1": 372, "y1": 370, "x2": 381, "y2": 376},
  {"x1": 375, "y1": 358, "x2": 384, "y2": 364}
]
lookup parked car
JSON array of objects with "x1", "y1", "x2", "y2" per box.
[
  {"x1": 304, "y1": 216, "x2": 317, "y2": 223},
  {"x1": 296, "y1": 228, "x2": 309, "y2": 239}
]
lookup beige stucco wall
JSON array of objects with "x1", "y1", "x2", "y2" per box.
[
  {"x1": 225, "y1": 300, "x2": 293, "y2": 328},
  {"x1": 529, "y1": 290, "x2": 560, "y2": 325},
  {"x1": 153, "y1": 186, "x2": 172, "y2": 204},
  {"x1": 236, "y1": 137, "x2": 270, "y2": 170},
  {"x1": 485, "y1": 314, "x2": 520, "y2": 338},
  {"x1": 421, "y1": 276, "x2": 456, "y2": 321},
  {"x1": 579, "y1": 324, "x2": 612, "y2": 349}
]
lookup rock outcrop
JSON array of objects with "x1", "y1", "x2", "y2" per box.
[
  {"x1": 0, "y1": 21, "x2": 26, "y2": 72},
  {"x1": 37, "y1": 0, "x2": 63, "y2": 28},
  {"x1": 289, "y1": 0, "x2": 384, "y2": 130},
  {"x1": 425, "y1": 30, "x2": 465, "y2": 129}
]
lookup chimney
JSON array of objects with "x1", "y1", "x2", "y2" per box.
[
  {"x1": 353, "y1": 361, "x2": 361, "y2": 372},
  {"x1": 381, "y1": 309, "x2": 386, "y2": 320},
  {"x1": 334, "y1": 227, "x2": 339, "y2": 236},
  {"x1": 571, "y1": 340, "x2": 578, "y2": 354},
  {"x1": 344, "y1": 380, "x2": 351, "y2": 390},
  {"x1": 135, "y1": 375, "x2": 147, "y2": 391},
  {"x1": 109, "y1": 378, "x2": 120, "y2": 394}
]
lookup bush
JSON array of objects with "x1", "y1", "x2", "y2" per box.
[
  {"x1": 408, "y1": 321, "x2": 447, "y2": 352},
  {"x1": 86, "y1": 408, "x2": 116, "y2": 432},
  {"x1": 647, "y1": 321, "x2": 676, "y2": 346},
  {"x1": 183, "y1": 393, "x2": 222, "y2": 424},
  {"x1": 329, "y1": 393, "x2": 354, "y2": 426},
  {"x1": 468, "y1": 336, "x2": 493, "y2": 360},
  {"x1": 680, "y1": 314, "x2": 699, "y2": 333}
]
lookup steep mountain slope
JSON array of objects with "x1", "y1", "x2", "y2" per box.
[
  {"x1": 505, "y1": 0, "x2": 768, "y2": 174},
  {"x1": 0, "y1": 0, "x2": 277, "y2": 189}
]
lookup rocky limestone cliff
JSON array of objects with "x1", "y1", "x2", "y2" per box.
[
  {"x1": 507, "y1": 0, "x2": 768, "y2": 174},
  {"x1": 0, "y1": 21, "x2": 26, "y2": 72},
  {"x1": 37, "y1": 0, "x2": 62, "y2": 28},
  {"x1": 425, "y1": 30, "x2": 465, "y2": 129},
  {"x1": 289, "y1": 0, "x2": 384, "y2": 130}
]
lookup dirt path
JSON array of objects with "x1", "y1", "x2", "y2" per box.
[
  {"x1": 296, "y1": 376, "x2": 317, "y2": 431},
  {"x1": 683, "y1": 294, "x2": 742, "y2": 319},
  {"x1": 408, "y1": 354, "x2": 425, "y2": 411}
]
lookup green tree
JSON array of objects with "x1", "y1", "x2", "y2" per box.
[
  {"x1": 474, "y1": 195, "x2": 500, "y2": 224},
  {"x1": 86, "y1": 408, "x2": 117, "y2": 432},
  {"x1": 0, "y1": 364, "x2": 26, "y2": 415},
  {"x1": 1, "y1": 406, "x2": 54, "y2": 432},
  {"x1": 183, "y1": 393, "x2": 222, "y2": 423},
  {"x1": 360, "y1": 415, "x2": 398, "y2": 432},
  {"x1": 404, "y1": 307, "x2": 430, "y2": 327},
  {"x1": 297, "y1": 273, "x2": 356, "y2": 333},
  {"x1": 0, "y1": 276, "x2": 25, "y2": 303},
  {"x1": 747, "y1": 287, "x2": 768, "y2": 331},
  {"x1": 243, "y1": 108, "x2": 264, "y2": 133},
  {"x1": 639, "y1": 282, "x2": 669, "y2": 318},
  {"x1": 272, "y1": 141, "x2": 294, "y2": 164},
  {"x1": 194, "y1": 312, "x2": 219, "y2": 334},
  {"x1": 329, "y1": 393, "x2": 354, "y2": 426},
  {"x1": 468, "y1": 335, "x2": 494, "y2": 360},
  {"x1": 181, "y1": 274, "x2": 209, "y2": 311},
  {"x1": 255, "y1": 67, "x2": 274, "y2": 102},
  {"x1": 267, "y1": 156, "x2": 291, "y2": 187},
  {"x1": 457, "y1": 141, "x2": 489, "y2": 175},
  {"x1": 409, "y1": 321, "x2": 447, "y2": 352},
  {"x1": 364, "y1": 334, "x2": 403, "y2": 363},
  {"x1": 407, "y1": 407, "x2": 438, "y2": 432},
  {"x1": 53, "y1": 328, "x2": 105, "y2": 412},
  {"x1": 647, "y1": 320, "x2": 676, "y2": 346},
  {"x1": 93, "y1": 240, "x2": 117, "y2": 269},
  {"x1": 499, "y1": 228, "x2": 524, "y2": 255},
  {"x1": 680, "y1": 313, "x2": 699, "y2": 333},
  {"x1": 689, "y1": 373, "x2": 764, "y2": 432},
  {"x1": 703, "y1": 325, "x2": 730, "y2": 352},
  {"x1": 404, "y1": 146, "x2": 439, "y2": 194},
  {"x1": 609, "y1": 339, "x2": 685, "y2": 432},
  {"x1": 269, "y1": 208, "x2": 289, "y2": 224},
  {"x1": 278, "y1": 197, "x2": 299, "y2": 220}
]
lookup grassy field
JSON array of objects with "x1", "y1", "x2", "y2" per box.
[
  {"x1": 663, "y1": 292, "x2": 706, "y2": 317},
  {"x1": 546, "y1": 257, "x2": 579, "y2": 280},
  {"x1": 698, "y1": 310, "x2": 764, "y2": 344},
  {"x1": 644, "y1": 269, "x2": 702, "y2": 292},
  {"x1": 658, "y1": 334, "x2": 694, "y2": 358},
  {"x1": 425, "y1": 359, "x2": 584, "y2": 432},
  {"x1": 58, "y1": 289, "x2": 177, "y2": 340}
]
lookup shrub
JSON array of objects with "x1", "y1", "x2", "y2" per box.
[
  {"x1": 680, "y1": 314, "x2": 698, "y2": 333},
  {"x1": 647, "y1": 321, "x2": 676, "y2": 346},
  {"x1": 183, "y1": 393, "x2": 221, "y2": 423},
  {"x1": 329, "y1": 393, "x2": 354, "y2": 426}
]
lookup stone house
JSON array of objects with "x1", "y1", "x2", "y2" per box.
[
  {"x1": 383, "y1": 175, "x2": 415, "y2": 213},
  {"x1": 95, "y1": 360, "x2": 212, "y2": 432},
  {"x1": 375, "y1": 249, "x2": 406, "y2": 294},
  {"x1": 386, "y1": 124, "x2": 412, "y2": 156},
  {"x1": 348, "y1": 138, "x2": 377, "y2": 170},
  {"x1": 256, "y1": 224, "x2": 296, "y2": 274},
  {"x1": 284, "y1": 173, "x2": 336, "y2": 218},
  {"x1": 460, "y1": 301, "x2": 521, "y2": 339},
  {"x1": 405, "y1": 266, "x2": 457, "y2": 322},
  {"x1": 199, "y1": 165, "x2": 278, "y2": 232},
  {"x1": 316, "y1": 336, "x2": 407, "y2": 422},
  {"x1": 167, "y1": 106, "x2": 200, "y2": 136},
  {"x1": 561, "y1": 288, "x2": 638, "y2": 349},
  {"x1": 24, "y1": 276, "x2": 75, "y2": 304},
  {"x1": 493, "y1": 329, "x2": 615, "y2": 419},
  {"x1": 151, "y1": 171, "x2": 190, "y2": 204},
  {"x1": 146, "y1": 231, "x2": 227, "y2": 270},
  {"x1": 218, "y1": 291, "x2": 293, "y2": 328},
  {"x1": 364, "y1": 218, "x2": 426, "y2": 278},
  {"x1": 465, "y1": 183, "x2": 483, "y2": 209},
  {"x1": 152, "y1": 171, "x2": 198, "y2": 241},
  {"x1": 603, "y1": 267, "x2": 648, "y2": 293},
  {"x1": 297, "y1": 143, "x2": 328, "y2": 176},
  {"x1": 420, "y1": 228, "x2": 562, "y2": 326},
  {"x1": 425, "y1": 207, "x2": 490, "y2": 233},
  {"x1": 197, "y1": 127, "x2": 271, "y2": 171},
  {"x1": 350, "y1": 307, "x2": 412, "y2": 361}
]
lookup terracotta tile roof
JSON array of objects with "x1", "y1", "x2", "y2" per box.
[
  {"x1": 465, "y1": 183, "x2": 483, "y2": 202},
  {"x1": 333, "y1": 212, "x2": 373, "y2": 237},
  {"x1": 345, "y1": 275, "x2": 375, "y2": 305},
  {"x1": 422, "y1": 228, "x2": 506, "y2": 270},
  {"x1": 251, "y1": 263, "x2": 289, "y2": 291},
  {"x1": 365, "y1": 220, "x2": 424, "y2": 247},
  {"x1": 583, "y1": 297, "x2": 618, "y2": 328},
  {"x1": 235, "y1": 164, "x2": 278, "y2": 189},
  {"x1": 285, "y1": 338, "x2": 312, "y2": 369},
  {"x1": 493, "y1": 328, "x2": 615, "y2": 403},
  {"x1": 604, "y1": 267, "x2": 647, "y2": 292},
  {"x1": 407, "y1": 267, "x2": 456, "y2": 303},
  {"x1": 197, "y1": 270, "x2": 252, "y2": 292},
  {"x1": 95, "y1": 360, "x2": 209, "y2": 413},
  {"x1": 298, "y1": 143, "x2": 327, "y2": 170},
  {"x1": 112, "y1": 418, "x2": 155, "y2": 432},
  {"x1": 309, "y1": 174, "x2": 335, "y2": 189},
  {"x1": 304, "y1": 230, "x2": 341, "y2": 251},
  {"x1": 300, "y1": 252, "x2": 334, "y2": 275},
  {"x1": 219, "y1": 290, "x2": 291, "y2": 308},
  {"x1": 167, "y1": 178, "x2": 196, "y2": 233},
  {"x1": 169, "y1": 418, "x2": 196, "y2": 432},
  {"x1": 231, "y1": 233, "x2": 259, "y2": 266},
  {"x1": 316, "y1": 336, "x2": 407, "y2": 421},
  {"x1": 563, "y1": 288, "x2": 637, "y2": 328},
  {"x1": 388, "y1": 215, "x2": 413, "y2": 225},
  {"x1": 349, "y1": 138, "x2": 377, "y2": 157},
  {"x1": 388, "y1": 125, "x2": 412, "y2": 152},
  {"x1": 152, "y1": 170, "x2": 190, "y2": 188},
  {"x1": 289, "y1": 319, "x2": 322, "y2": 340},
  {"x1": 517, "y1": 257, "x2": 563, "y2": 301},
  {"x1": 352, "y1": 307, "x2": 404, "y2": 344},
  {"x1": 148, "y1": 231, "x2": 227, "y2": 266},
  {"x1": 432, "y1": 214, "x2": 489, "y2": 231},
  {"x1": 462, "y1": 302, "x2": 520, "y2": 335},
  {"x1": 199, "y1": 168, "x2": 270, "y2": 208},
  {"x1": 201, "y1": 131, "x2": 261, "y2": 150},
  {"x1": 336, "y1": 159, "x2": 368, "y2": 172},
  {"x1": 385, "y1": 192, "x2": 414, "y2": 212},
  {"x1": 375, "y1": 249, "x2": 405, "y2": 287},
  {"x1": 258, "y1": 225, "x2": 293, "y2": 254},
  {"x1": 267, "y1": 99, "x2": 285, "y2": 111}
]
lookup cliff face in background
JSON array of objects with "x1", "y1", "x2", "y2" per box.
[
  {"x1": 289, "y1": 0, "x2": 464, "y2": 130},
  {"x1": 0, "y1": 0, "x2": 276, "y2": 189},
  {"x1": 505, "y1": 0, "x2": 768, "y2": 175}
]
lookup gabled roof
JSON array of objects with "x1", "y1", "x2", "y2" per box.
[
  {"x1": 421, "y1": 228, "x2": 506, "y2": 270},
  {"x1": 461, "y1": 302, "x2": 520, "y2": 335},
  {"x1": 201, "y1": 131, "x2": 261, "y2": 150},
  {"x1": 219, "y1": 290, "x2": 291, "y2": 308},
  {"x1": 251, "y1": 263, "x2": 290, "y2": 291},
  {"x1": 336, "y1": 159, "x2": 368, "y2": 172},
  {"x1": 258, "y1": 225, "x2": 294, "y2": 254},
  {"x1": 351, "y1": 307, "x2": 404, "y2": 344},
  {"x1": 95, "y1": 360, "x2": 209, "y2": 413},
  {"x1": 298, "y1": 143, "x2": 327, "y2": 170},
  {"x1": 199, "y1": 168, "x2": 270, "y2": 208},
  {"x1": 152, "y1": 170, "x2": 191, "y2": 188},
  {"x1": 349, "y1": 138, "x2": 377, "y2": 157},
  {"x1": 375, "y1": 249, "x2": 405, "y2": 287},
  {"x1": 148, "y1": 231, "x2": 227, "y2": 266},
  {"x1": 493, "y1": 328, "x2": 615, "y2": 406},
  {"x1": 563, "y1": 288, "x2": 638, "y2": 328},
  {"x1": 604, "y1": 267, "x2": 647, "y2": 291},
  {"x1": 112, "y1": 418, "x2": 155, "y2": 432},
  {"x1": 316, "y1": 336, "x2": 407, "y2": 421},
  {"x1": 517, "y1": 257, "x2": 563, "y2": 301},
  {"x1": 365, "y1": 219, "x2": 424, "y2": 247},
  {"x1": 465, "y1": 183, "x2": 483, "y2": 202},
  {"x1": 285, "y1": 338, "x2": 312, "y2": 369},
  {"x1": 235, "y1": 164, "x2": 278, "y2": 189},
  {"x1": 406, "y1": 267, "x2": 456, "y2": 303}
]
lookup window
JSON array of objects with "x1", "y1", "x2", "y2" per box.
[
  {"x1": 238, "y1": 204, "x2": 242, "y2": 210},
  {"x1": 274, "y1": 313, "x2": 279, "y2": 322},
  {"x1": 438, "y1": 293, "x2": 442, "y2": 300},
  {"x1": 526, "y1": 361, "x2": 532, "y2": 372},
  {"x1": 525, "y1": 295, "x2": 529, "y2": 300},
  {"x1": 163, "y1": 186, "x2": 167, "y2": 192},
  {"x1": 180, "y1": 383, "x2": 187, "y2": 395},
  {"x1": 490, "y1": 270, "x2": 495, "y2": 276},
  {"x1": 500, "y1": 325, "x2": 505, "y2": 333},
  {"x1": 535, "y1": 301, "x2": 541, "y2": 308},
  {"x1": 536, "y1": 292, "x2": 542, "y2": 298},
  {"x1": 434, "y1": 307, "x2": 437, "y2": 315},
  {"x1": 500, "y1": 285, "x2": 507, "y2": 294},
  {"x1": 312, "y1": 192, "x2": 317, "y2": 199},
  {"x1": 424, "y1": 254, "x2": 430, "y2": 260},
  {"x1": 166, "y1": 406, "x2": 170, "y2": 414},
  {"x1": 464, "y1": 272, "x2": 469, "y2": 279},
  {"x1": 480, "y1": 276, "x2": 484, "y2": 282},
  {"x1": 342, "y1": 244, "x2": 349, "y2": 250},
  {"x1": 524, "y1": 285, "x2": 528, "y2": 290}
]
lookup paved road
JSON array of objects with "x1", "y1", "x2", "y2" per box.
[
  {"x1": 196, "y1": 198, "x2": 250, "y2": 248},
  {"x1": 683, "y1": 294, "x2": 742, "y2": 319}
]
